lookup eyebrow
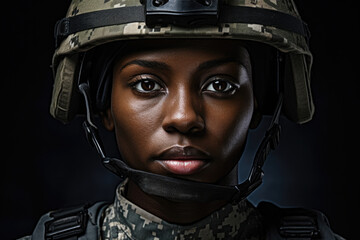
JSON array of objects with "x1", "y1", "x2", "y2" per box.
[
  {"x1": 197, "y1": 57, "x2": 244, "y2": 71},
  {"x1": 118, "y1": 57, "x2": 243, "y2": 72},
  {"x1": 119, "y1": 59, "x2": 171, "y2": 72}
]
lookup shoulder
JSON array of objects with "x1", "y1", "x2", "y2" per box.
[
  {"x1": 257, "y1": 201, "x2": 346, "y2": 240},
  {"x1": 18, "y1": 201, "x2": 109, "y2": 240}
]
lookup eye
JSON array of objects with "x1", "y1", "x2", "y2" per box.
[
  {"x1": 133, "y1": 79, "x2": 161, "y2": 92},
  {"x1": 129, "y1": 75, "x2": 164, "y2": 94},
  {"x1": 203, "y1": 77, "x2": 238, "y2": 94},
  {"x1": 206, "y1": 80, "x2": 233, "y2": 92}
]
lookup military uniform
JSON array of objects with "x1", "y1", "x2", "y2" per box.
[
  {"x1": 101, "y1": 179, "x2": 264, "y2": 240},
  {"x1": 19, "y1": 179, "x2": 345, "y2": 240}
]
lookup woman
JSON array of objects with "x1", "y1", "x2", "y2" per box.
[
  {"x1": 100, "y1": 39, "x2": 262, "y2": 238},
  {"x1": 20, "y1": 0, "x2": 344, "y2": 239}
]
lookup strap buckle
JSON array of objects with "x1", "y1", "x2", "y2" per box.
[
  {"x1": 45, "y1": 205, "x2": 89, "y2": 240},
  {"x1": 54, "y1": 18, "x2": 70, "y2": 48},
  {"x1": 279, "y1": 214, "x2": 320, "y2": 239}
]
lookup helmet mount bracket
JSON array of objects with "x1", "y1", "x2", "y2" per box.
[{"x1": 144, "y1": 0, "x2": 219, "y2": 27}]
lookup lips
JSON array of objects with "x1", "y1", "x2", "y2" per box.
[{"x1": 155, "y1": 146, "x2": 211, "y2": 175}]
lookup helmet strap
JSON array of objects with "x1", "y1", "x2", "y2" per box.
[{"x1": 77, "y1": 50, "x2": 284, "y2": 203}]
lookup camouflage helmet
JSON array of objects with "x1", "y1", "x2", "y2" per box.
[{"x1": 51, "y1": 0, "x2": 313, "y2": 124}]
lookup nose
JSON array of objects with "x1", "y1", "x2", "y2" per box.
[{"x1": 162, "y1": 87, "x2": 205, "y2": 134}]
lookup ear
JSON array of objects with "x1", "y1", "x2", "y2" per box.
[
  {"x1": 250, "y1": 98, "x2": 262, "y2": 129},
  {"x1": 101, "y1": 108, "x2": 115, "y2": 131}
]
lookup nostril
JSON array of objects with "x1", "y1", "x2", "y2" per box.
[
  {"x1": 162, "y1": 110, "x2": 205, "y2": 134},
  {"x1": 189, "y1": 122, "x2": 205, "y2": 134},
  {"x1": 163, "y1": 120, "x2": 205, "y2": 135}
]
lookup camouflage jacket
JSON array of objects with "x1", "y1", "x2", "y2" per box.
[
  {"x1": 18, "y1": 179, "x2": 346, "y2": 240},
  {"x1": 101, "y1": 179, "x2": 264, "y2": 240}
]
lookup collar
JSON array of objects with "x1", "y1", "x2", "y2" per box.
[{"x1": 101, "y1": 179, "x2": 264, "y2": 240}]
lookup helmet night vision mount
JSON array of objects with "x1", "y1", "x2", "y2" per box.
[{"x1": 144, "y1": 0, "x2": 219, "y2": 27}]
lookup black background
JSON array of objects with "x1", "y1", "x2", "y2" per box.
[{"x1": 2, "y1": 1, "x2": 358, "y2": 239}]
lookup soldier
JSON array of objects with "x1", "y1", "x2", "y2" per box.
[{"x1": 20, "y1": 0, "x2": 345, "y2": 239}]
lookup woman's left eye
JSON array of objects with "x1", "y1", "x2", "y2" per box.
[{"x1": 203, "y1": 78, "x2": 238, "y2": 93}]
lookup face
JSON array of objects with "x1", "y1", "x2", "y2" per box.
[{"x1": 103, "y1": 39, "x2": 254, "y2": 184}]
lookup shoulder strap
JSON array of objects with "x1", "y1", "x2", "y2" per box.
[
  {"x1": 31, "y1": 201, "x2": 109, "y2": 240},
  {"x1": 257, "y1": 201, "x2": 342, "y2": 240}
]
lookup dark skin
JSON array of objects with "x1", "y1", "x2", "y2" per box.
[{"x1": 102, "y1": 39, "x2": 258, "y2": 224}]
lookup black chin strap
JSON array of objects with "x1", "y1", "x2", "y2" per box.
[{"x1": 78, "y1": 81, "x2": 282, "y2": 203}]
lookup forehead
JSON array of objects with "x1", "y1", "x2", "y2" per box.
[{"x1": 115, "y1": 39, "x2": 250, "y2": 66}]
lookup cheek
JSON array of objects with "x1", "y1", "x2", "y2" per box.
[
  {"x1": 110, "y1": 91, "x2": 163, "y2": 167},
  {"x1": 205, "y1": 84, "x2": 254, "y2": 160}
]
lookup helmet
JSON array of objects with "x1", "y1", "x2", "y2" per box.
[
  {"x1": 50, "y1": 0, "x2": 313, "y2": 202},
  {"x1": 51, "y1": 0, "x2": 313, "y2": 124}
]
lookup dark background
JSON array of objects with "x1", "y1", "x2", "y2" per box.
[{"x1": 2, "y1": 1, "x2": 358, "y2": 239}]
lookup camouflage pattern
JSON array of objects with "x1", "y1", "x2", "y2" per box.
[
  {"x1": 50, "y1": 0, "x2": 313, "y2": 124},
  {"x1": 101, "y1": 179, "x2": 264, "y2": 240},
  {"x1": 55, "y1": 0, "x2": 307, "y2": 57}
]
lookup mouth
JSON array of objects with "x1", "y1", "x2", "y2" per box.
[{"x1": 155, "y1": 146, "x2": 211, "y2": 175}]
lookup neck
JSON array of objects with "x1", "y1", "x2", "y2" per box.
[{"x1": 125, "y1": 165, "x2": 239, "y2": 224}]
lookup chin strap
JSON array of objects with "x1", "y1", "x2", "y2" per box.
[{"x1": 78, "y1": 81, "x2": 282, "y2": 203}]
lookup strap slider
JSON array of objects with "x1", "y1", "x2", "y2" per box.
[
  {"x1": 279, "y1": 215, "x2": 320, "y2": 238},
  {"x1": 45, "y1": 205, "x2": 89, "y2": 240},
  {"x1": 267, "y1": 123, "x2": 281, "y2": 150},
  {"x1": 54, "y1": 18, "x2": 70, "y2": 48}
]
